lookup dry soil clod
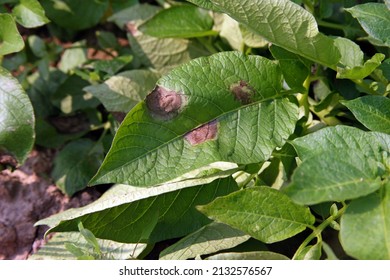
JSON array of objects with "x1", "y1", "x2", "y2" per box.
[
  {"x1": 229, "y1": 80, "x2": 255, "y2": 105},
  {"x1": 185, "y1": 120, "x2": 218, "y2": 146},
  {"x1": 146, "y1": 86, "x2": 184, "y2": 120}
]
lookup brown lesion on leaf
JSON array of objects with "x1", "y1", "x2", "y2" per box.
[
  {"x1": 185, "y1": 120, "x2": 218, "y2": 146},
  {"x1": 229, "y1": 80, "x2": 256, "y2": 105},
  {"x1": 125, "y1": 21, "x2": 140, "y2": 36},
  {"x1": 146, "y1": 85, "x2": 185, "y2": 120}
]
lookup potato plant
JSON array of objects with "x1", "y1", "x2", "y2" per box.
[{"x1": 1, "y1": 0, "x2": 390, "y2": 260}]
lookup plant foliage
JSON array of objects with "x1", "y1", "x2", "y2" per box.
[{"x1": 1, "y1": 0, "x2": 389, "y2": 260}]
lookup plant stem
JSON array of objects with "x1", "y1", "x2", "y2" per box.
[
  {"x1": 292, "y1": 203, "x2": 347, "y2": 260},
  {"x1": 352, "y1": 79, "x2": 381, "y2": 96},
  {"x1": 317, "y1": 20, "x2": 363, "y2": 35}
]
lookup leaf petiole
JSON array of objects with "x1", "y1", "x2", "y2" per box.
[{"x1": 292, "y1": 203, "x2": 347, "y2": 260}]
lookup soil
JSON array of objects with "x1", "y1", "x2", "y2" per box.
[{"x1": 0, "y1": 148, "x2": 102, "y2": 260}]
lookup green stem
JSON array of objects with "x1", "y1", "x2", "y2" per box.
[
  {"x1": 297, "y1": 76, "x2": 311, "y2": 119},
  {"x1": 317, "y1": 20, "x2": 363, "y2": 35},
  {"x1": 352, "y1": 79, "x2": 381, "y2": 96},
  {"x1": 196, "y1": 37, "x2": 219, "y2": 54},
  {"x1": 292, "y1": 203, "x2": 347, "y2": 260}
]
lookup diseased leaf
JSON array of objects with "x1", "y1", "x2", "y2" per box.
[
  {"x1": 139, "y1": 4, "x2": 215, "y2": 38},
  {"x1": 0, "y1": 66, "x2": 35, "y2": 164},
  {"x1": 346, "y1": 3, "x2": 390, "y2": 47},
  {"x1": 90, "y1": 52, "x2": 299, "y2": 187},
  {"x1": 341, "y1": 96, "x2": 390, "y2": 134},
  {"x1": 340, "y1": 182, "x2": 390, "y2": 260},
  {"x1": 51, "y1": 139, "x2": 104, "y2": 196},
  {"x1": 84, "y1": 70, "x2": 160, "y2": 113},
  {"x1": 198, "y1": 186, "x2": 315, "y2": 243},
  {"x1": 12, "y1": 0, "x2": 50, "y2": 28},
  {"x1": 284, "y1": 149, "x2": 381, "y2": 205},
  {"x1": 189, "y1": 0, "x2": 341, "y2": 68},
  {"x1": 160, "y1": 222, "x2": 250, "y2": 260},
  {"x1": 0, "y1": 14, "x2": 24, "y2": 55},
  {"x1": 36, "y1": 178, "x2": 238, "y2": 243}
]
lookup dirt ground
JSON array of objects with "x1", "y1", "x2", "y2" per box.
[{"x1": 0, "y1": 148, "x2": 101, "y2": 260}]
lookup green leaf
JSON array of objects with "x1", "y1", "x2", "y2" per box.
[
  {"x1": 139, "y1": 4, "x2": 215, "y2": 38},
  {"x1": 0, "y1": 66, "x2": 35, "y2": 164},
  {"x1": 40, "y1": 0, "x2": 109, "y2": 30},
  {"x1": 35, "y1": 118, "x2": 86, "y2": 149},
  {"x1": 291, "y1": 125, "x2": 382, "y2": 162},
  {"x1": 270, "y1": 45, "x2": 311, "y2": 91},
  {"x1": 340, "y1": 182, "x2": 390, "y2": 259},
  {"x1": 159, "y1": 222, "x2": 250, "y2": 260},
  {"x1": 186, "y1": 0, "x2": 219, "y2": 11},
  {"x1": 341, "y1": 96, "x2": 390, "y2": 134},
  {"x1": 337, "y1": 53, "x2": 385, "y2": 80},
  {"x1": 346, "y1": 3, "x2": 390, "y2": 47},
  {"x1": 334, "y1": 37, "x2": 385, "y2": 79},
  {"x1": 198, "y1": 186, "x2": 315, "y2": 243},
  {"x1": 84, "y1": 70, "x2": 160, "y2": 113},
  {"x1": 284, "y1": 149, "x2": 381, "y2": 205},
  {"x1": 51, "y1": 139, "x2": 104, "y2": 196},
  {"x1": 206, "y1": 251, "x2": 289, "y2": 260},
  {"x1": 58, "y1": 41, "x2": 87, "y2": 72},
  {"x1": 28, "y1": 35, "x2": 47, "y2": 58},
  {"x1": 110, "y1": 3, "x2": 204, "y2": 73},
  {"x1": 108, "y1": 3, "x2": 160, "y2": 28},
  {"x1": 36, "y1": 177, "x2": 238, "y2": 243},
  {"x1": 29, "y1": 232, "x2": 147, "y2": 260},
  {"x1": 90, "y1": 52, "x2": 298, "y2": 186},
  {"x1": 0, "y1": 14, "x2": 24, "y2": 55},
  {"x1": 92, "y1": 55, "x2": 133, "y2": 76},
  {"x1": 294, "y1": 242, "x2": 322, "y2": 260},
  {"x1": 190, "y1": 0, "x2": 341, "y2": 68},
  {"x1": 51, "y1": 74, "x2": 99, "y2": 114},
  {"x1": 12, "y1": 0, "x2": 49, "y2": 28}
]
